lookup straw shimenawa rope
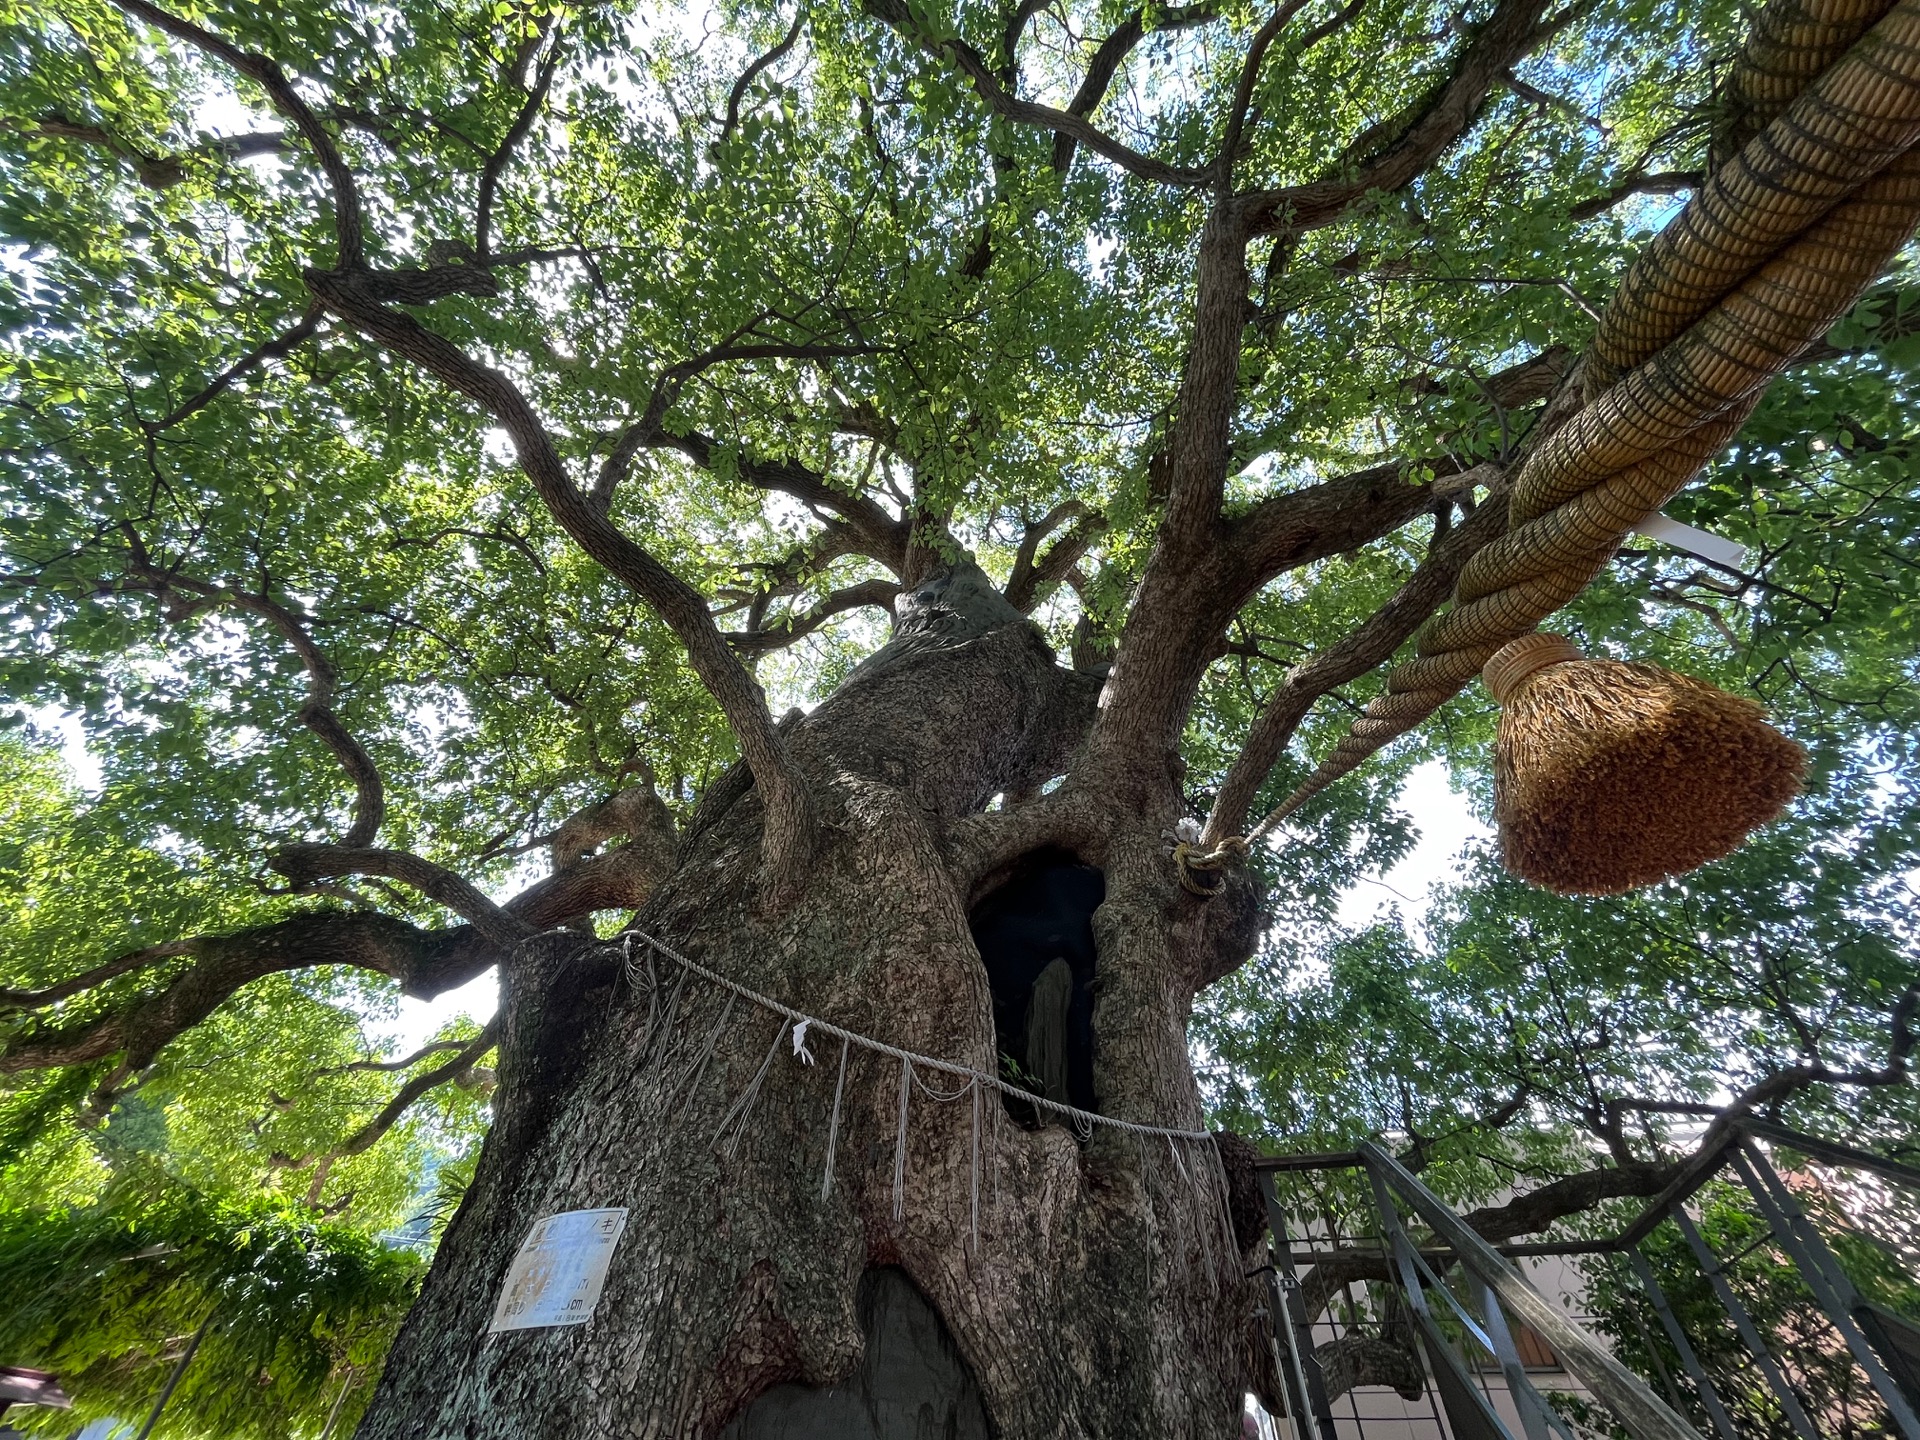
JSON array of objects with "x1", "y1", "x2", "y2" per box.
[
  {"x1": 1171, "y1": 834, "x2": 1249, "y2": 895},
  {"x1": 1240, "y1": 0, "x2": 1920, "y2": 846},
  {"x1": 619, "y1": 929, "x2": 1216, "y2": 1142},
  {"x1": 609, "y1": 931, "x2": 1242, "y2": 1277},
  {"x1": 1712, "y1": 1, "x2": 1906, "y2": 175},
  {"x1": 1482, "y1": 632, "x2": 1809, "y2": 892},
  {"x1": 620, "y1": 932, "x2": 1244, "y2": 1264}
]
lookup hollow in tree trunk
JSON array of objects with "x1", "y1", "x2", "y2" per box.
[{"x1": 357, "y1": 604, "x2": 1272, "y2": 1439}]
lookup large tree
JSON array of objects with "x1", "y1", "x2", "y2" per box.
[{"x1": 2, "y1": 0, "x2": 1918, "y2": 1434}]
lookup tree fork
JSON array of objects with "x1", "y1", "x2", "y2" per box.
[{"x1": 358, "y1": 620, "x2": 1271, "y2": 1438}]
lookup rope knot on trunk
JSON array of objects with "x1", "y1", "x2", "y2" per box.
[{"x1": 1170, "y1": 833, "x2": 1248, "y2": 896}]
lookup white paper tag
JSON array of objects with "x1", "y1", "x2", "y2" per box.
[
  {"x1": 1633, "y1": 512, "x2": 1749, "y2": 570},
  {"x1": 488, "y1": 1208, "x2": 629, "y2": 1333}
]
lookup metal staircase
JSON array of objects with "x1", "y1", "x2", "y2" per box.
[{"x1": 1252, "y1": 1122, "x2": 1920, "y2": 1440}]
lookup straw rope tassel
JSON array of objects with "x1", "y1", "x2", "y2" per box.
[
  {"x1": 1207, "y1": 1138, "x2": 1240, "y2": 1265},
  {"x1": 991, "y1": 1080, "x2": 1004, "y2": 1223},
  {"x1": 612, "y1": 928, "x2": 1216, "y2": 1265},
  {"x1": 892, "y1": 1057, "x2": 912, "y2": 1222},
  {"x1": 1239, "y1": 3, "x2": 1920, "y2": 874},
  {"x1": 968, "y1": 1078, "x2": 982, "y2": 1254},
  {"x1": 1198, "y1": 1135, "x2": 1238, "y2": 1278},
  {"x1": 605, "y1": 930, "x2": 1251, "y2": 1329},
  {"x1": 614, "y1": 936, "x2": 1239, "y2": 1299},
  {"x1": 645, "y1": 960, "x2": 691, "y2": 1067},
  {"x1": 821, "y1": 1035, "x2": 851, "y2": 1203},
  {"x1": 1482, "y1": 633, "x2": 1808, "y2": 893},
  {"x1": 638, "y1": 937, "x2": 660, "y2": 1037}
]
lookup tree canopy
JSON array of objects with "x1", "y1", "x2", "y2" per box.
[{"x1": 1, "y1": 0, "x2": 1917, "y2": 1429}]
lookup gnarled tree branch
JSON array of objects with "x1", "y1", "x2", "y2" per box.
[
  {"x1": 1239, "y1": 0, "x2": 1551, "y2": 236},
  {"x1": 1567, "y1": 168, "x2": 1701, "y2": 221},
  {"x1": 297, "y1": 273, "x2": 819, "y2": 902},
  {"x1": 475, "y1": 23, "x2": 559, "y2": 259},
  {"x1": 1204, "y1": 474, "x2": 1509, "y2": 843},
  {"x1": 612, "y1": 421, "x2": 905, "y2": 568},
  {"x1": 273, "y1": 1019, "x2": 501, "y2": 1170},
  {"x1": 0, "y1": 912, "x2": 467, "y2": 1075},
  {"x1": 112, "y1": 0, "x2": 366, "y2": 265},
  {"x1": 142, "y1": 305, "x2": 327, "y2": 431},
  {"x1": 270, "y1": 844, "x2": 529, "y2": 949},
  {"x1": 721, "y1": 11, "x2": 806, "y2": 142},
  {"x1": 590, "y1": 338, "x2": 887, "y2": 516},
  {"x1": 1316, "y1": 1331, "x2": 1426, "y2": 1402},
  {"x1": 863, "y1": 0, "x2": 1213, "y2": 187},
  {"x1": 1005, "y1": 502, "x2": 1109, "y2": 612},
  {"x1": 728, "y1": 578, "x2": 901, "y2": 655},
  {"x1": 113, "y1": 0, "x2": 820, "y2": 903},
  {"x1": 1048, "y1": 4, "x2": 1219, "y2": 171},
  {"x1": 0, "y1": 811, "x2": 679, "y2": 1077},
  {"x1": 112, "y1": 537, "x2": 387, "y2": 847},
  {"x1": 0, "y1": 941, "x2": 196, "y2": 1011}
]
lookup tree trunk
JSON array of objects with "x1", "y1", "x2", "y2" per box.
[{"x1": 356, "y1": 615, "x2": 1270, "y2": 1439}]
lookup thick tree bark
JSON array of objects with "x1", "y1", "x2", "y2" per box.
[{"x1": 357, "y1": 613, "x2": 1269, "y2": 1438}]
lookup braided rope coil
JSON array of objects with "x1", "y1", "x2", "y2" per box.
[
  {"x1": 1239, "y1": 1, "x2": 1920, "y2": 844},
  {"x1": 1171, "y1": 835, "x2": 1249, "y2": 895},
  {"x1": 1480, "y1": 632, "x2": 1583, "y2": 705},
  {"x1": 1595, "y1": 0, "x2": 1920, "y2": 388},
  {"x1": 1720, "y1": 0, "x2": 1900, "y2": 164}
]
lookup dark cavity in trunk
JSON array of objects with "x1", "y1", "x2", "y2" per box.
[
  {"x1": 966, "y1": 851, "x2": 1103, "y2": 1122},
  {"x1": 721, "y1": 1268, "x2": 990, "y2": 1439}
]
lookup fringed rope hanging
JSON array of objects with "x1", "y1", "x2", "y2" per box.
[
  {"x1": 611, "y1": 929, "x2": 1238, "y2": 1280},
  {"x1": 968, "y1": 1077, "x2": 983, "y2": 1252},
  {"x1": 618, "y1": 930, "x2": 1214, "y2": 1143},
  {"x1": 1218, "y1": 0, "x2": 1920, "y2": 888},
  {"x1": 712, "y1": 1015, "x2": 788, "y2": 1161},
  {"x1": 820, "y1": 1035, "x2": 850, "y2": 1202}
]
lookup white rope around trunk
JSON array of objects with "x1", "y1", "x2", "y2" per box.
[
  {"x1": 618, "y1": 929, "x2": 1215, "y2": 1143},
  {"x1": 611, "y1": 928, "x2": 1241, "y2": 1280}
]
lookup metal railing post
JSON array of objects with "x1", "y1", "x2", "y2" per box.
[
  {"x1": 1627, "y1": 1247, "x2": 1742, "y2": 1440},
  {"x1": 1669, "y1": 1205, "x2": 1823, "y2": 1440},
  {"x1": 1363, "y1": 1155, "x2": 1518, "y2": 1440},
  {"x1": 1257, "y1": 1172, "x2": 1338, "y2": 1440},
  {"x1": 133, "y1": 1309, "x2": 214, "y2": 1440},
  {"x1": 317, "y1": 1367, "x2": 358, "y2": 1440},
  {"x1": 1731, "y1": 1142, "x2": 1920, "y2": 1440},
  {"x1": 1476, "y1": 1277, "x2": 1559, "y2": 1440},
  {"x1": 1357, "y1": 1141, "x2": 1706, "y2": 1440}
]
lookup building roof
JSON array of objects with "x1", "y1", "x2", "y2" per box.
[{"x1": 0, "y1": 1367, "x2": 73, "y2": 1410}]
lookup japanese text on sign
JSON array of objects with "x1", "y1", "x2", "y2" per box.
[{"x1": 488, "y1": 1208, "x2": 629, "y2": 1333}]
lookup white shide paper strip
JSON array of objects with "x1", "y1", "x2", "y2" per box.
[
  {"x1": 488, "y1": 1208, "x2": 629, "y2": 1333},
  {"x1": 1634, "y1": 512, "x2": 1750, "y2": 570}
]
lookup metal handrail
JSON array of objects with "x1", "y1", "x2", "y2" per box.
[
  {"x1": 1740, "y1": 1118, "x2": 1920, "y2": 1191},
  {"x1": 1254, "y1": 1122, "x2": 1920, "y2": 1440},
  {"x1": 1357, "y1": 1141, "x2": 1707, "y2": 1440}
]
